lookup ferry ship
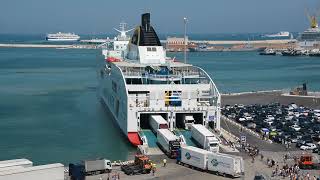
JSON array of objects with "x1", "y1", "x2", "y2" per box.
[
  {"x1": 264, "y1": 31, "x2": 290, "y2": 38},
  {"x1": 298, "y1": 15, "x2": 320, "y2": 48},
  {"x1": 98, "y1": 13, "x2": 221, "y2": 146},
  {"x1": 46, "y1": 32, "x2": 80, "y2": 41}
]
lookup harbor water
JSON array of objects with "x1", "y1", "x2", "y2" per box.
[{"x1": 1, "y1": 40, "x2": 320, "y2": 165}]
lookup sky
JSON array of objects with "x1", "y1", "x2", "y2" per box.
[{"x1": 0, "y1": 0, "x2": 319, "y2": 34}]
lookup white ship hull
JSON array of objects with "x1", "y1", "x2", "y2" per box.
[{"x1": 46, "y1": 38, "x2": 80, "y2": 42}]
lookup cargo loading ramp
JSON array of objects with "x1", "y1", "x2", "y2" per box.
[
  {"x1": 138, "y1": 130, "x2": 163, "y2": 155},
  {"x1": 174, "y1": 129, "x2": 197, "y2": 147}
]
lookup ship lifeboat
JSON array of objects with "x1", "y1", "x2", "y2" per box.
[{"x1": 106, "y1": 57, "x2": 121, "y2": 62}]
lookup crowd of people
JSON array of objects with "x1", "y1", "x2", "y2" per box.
[{"x1": 265, "y1": 155, "x2": 319, "y2": 180}]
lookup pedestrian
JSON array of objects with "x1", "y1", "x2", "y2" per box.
[
  {"x1": 163, "y1": 159, "x2": 167, "y2": 167},
  {"x1": 118, "y1": 172, "x2": 120, "y2": 180},
  {"x1": 260, "y1": 154, "x2": 264, "y2": 161},
  {"x1": 153, "y1": 164, "x2": 157, "y2": 176}
]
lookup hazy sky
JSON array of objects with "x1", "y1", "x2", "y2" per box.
[{"x1": 0, "y1": 0, "x2": 319, "y2": 34}]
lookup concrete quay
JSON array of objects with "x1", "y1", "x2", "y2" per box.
[
  {"x1": 0, "y1": 43, "x2": 97, "y2": 49},
  {"x1": 191, "y1": 39, "x2": 296, "y2": 45}
]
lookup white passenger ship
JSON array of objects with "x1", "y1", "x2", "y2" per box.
[
  {"x1": 46, "y1": 32, "x2": 80, "y2": 41},
  {"x1": 98, "y1": 13, "x2": 221, "y2": 146}
]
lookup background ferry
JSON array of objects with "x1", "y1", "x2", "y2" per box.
[
  {"x1": 46, "y1": 32, "x2": 80, "y2": 41},
  {"x1": 264, "y1": 31, "x2": 290, "y2": 38}
]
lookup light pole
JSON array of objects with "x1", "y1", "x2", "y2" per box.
[{"x1": 184, "y1": 17, "x2": 187, "y2": 64}]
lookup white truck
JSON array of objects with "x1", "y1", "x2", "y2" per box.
[
  {"x1": 149, "y1": 115, "x2": 168, "y2": 134},
  {"x1": 191, "y1": 124, "x2": 219, "y2": 152},
  {"x1": 157, "y1": 129, "x2": 181, "y2": 158},
  {"x1": 177, "y1": 146, "x2": 244, "y2": 177},
  {"x1": 83, "y1": 159, "x2": 112, "y2": 176},
  {"x1": 182, "y1": 114, "x2": 195, "y2": 130}
]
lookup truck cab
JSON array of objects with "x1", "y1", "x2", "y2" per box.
[
  {"x1": 207, "y1": 136, "x2": 220, "y2": 152},
  {"x1": 169, "y1": 140, "x2": 181, "y2": 158},
  {"x1": 183, "y1": 115, "x2": 195, "y2": 130}
]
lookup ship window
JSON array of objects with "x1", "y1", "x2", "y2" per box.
[
  {"x1": 126, "y1": 78, "x2": 143, "y2": 84},
  {"x1": 147, "y1": 47, "x2": 152, "y2": 51},
  {"x1": 152, "y1": 47, "x2": 157, "y2": 51}
]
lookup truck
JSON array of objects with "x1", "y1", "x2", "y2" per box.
[
  {"x1": 182, "y1": 114, "x2": 195, "y2": 130},
  {"x1": 83, "y1": 159, "x2": 112, "y2": 176},
  {"x1": 178, "y1": 145, "x2": 209, "y2": 170},
  {"x1": 149, "y1": 115, "x2": 168, "y2": 134},
  {"x1": 298, "y1": 154, "x2": 320, "y2": 170},
  {"x1": 157, "y1": 129, "x2": 181, "y2": 158},
  {"x1": 177, "y1": 146, "x2": 244, "y2": 177},
  {"x1": 207, "y1": 153, "x2": 244, "y2": 177},
  {"x1": 191, "y1": 124, "x2": 220, "y2": 152},
  {"x1": 121, "y1": 155, "x2": 151, "y2": 175}
]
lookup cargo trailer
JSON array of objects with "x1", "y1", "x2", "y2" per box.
[
  {"x1": 83, "y1": 159, "x2": 112, "y2": 176},
  {"x1": 177, "y1": 146, "x2": 209, "y2": 170},
  {"x1": 191, "y1": 124, "x2": 219, "y2": 152},
  {"x1": 157, "y1": 129, "x2": 180, "y2": 158},
  {"x1": 149, "y1": 115, "x2": 168, "y2": 134},
  {"x1": 207, "y1": 153, "x2": 244, "y2": 177},
  {"x1": 177, "y1": 146, "x2": 244, "y2": 177}
]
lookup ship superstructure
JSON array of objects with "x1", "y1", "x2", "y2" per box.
[
  {"x1": 46, "y1": 32, "x2": 80, "y2": 41},
  {"x1": 298, "y1": 14, "x2": 320, "y2": 48},
  {"x1": 98, "y1": 13, "x2": 221, "y2": 146},
  {"x1": 102, "y1": 23, "x2": 133, "y2": 61}
]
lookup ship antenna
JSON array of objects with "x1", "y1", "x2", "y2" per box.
[{"x1": 114, "y1": 22, "x2": 134, "y2": 38}]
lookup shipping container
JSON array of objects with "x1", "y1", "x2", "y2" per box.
[
  {"x1": 0, "y1": 163, "x2": 64, "y2": 180},
  {"x1": 0, "y1": 159, "x2": 33, "y2": 169}
]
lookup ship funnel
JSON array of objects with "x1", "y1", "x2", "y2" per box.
[{"x1": 141, "y1": 13, "x2": 151, "y2": 32}]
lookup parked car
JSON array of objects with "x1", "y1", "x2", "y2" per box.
[
  {"x1": 291, "y1": 124, "x2": 301, "y2": 131},
  {"x1": 312, "y1": 147, "x2": 320, "y2": 154},
  {"x1": 300, "y1": 143, "x2": 317, "y2": 150}
]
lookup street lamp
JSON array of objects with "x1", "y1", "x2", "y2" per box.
[{"x1": 183, "y1": 17, "x2": 188, "y2": 64}]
